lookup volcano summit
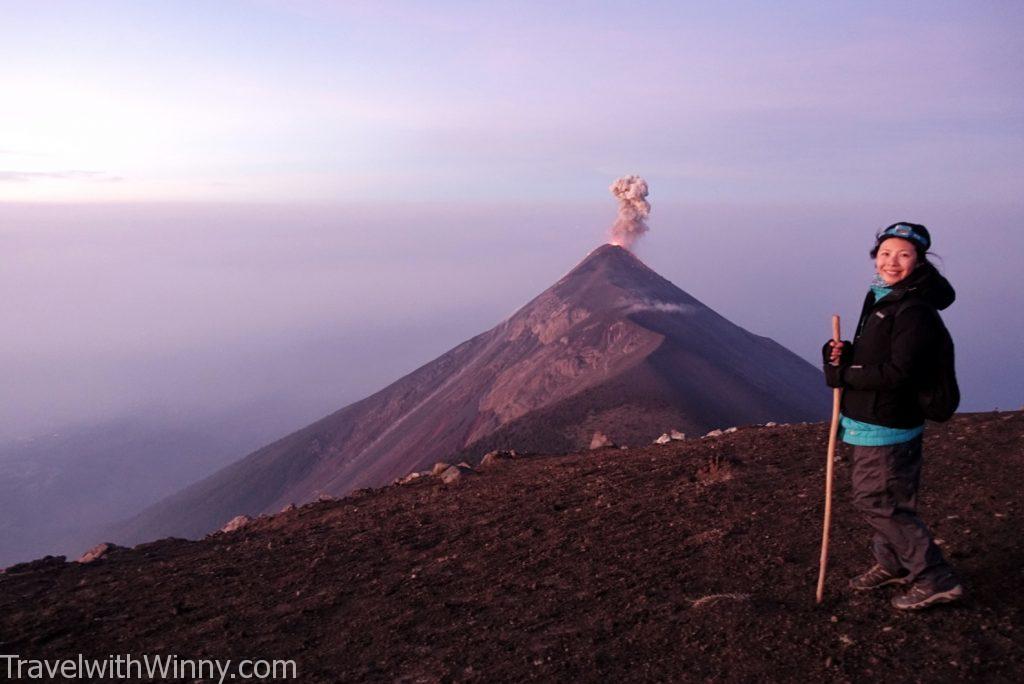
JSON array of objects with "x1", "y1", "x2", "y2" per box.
[{"x1": 117, "y1": 244, "x2": 828, "y2": 542}]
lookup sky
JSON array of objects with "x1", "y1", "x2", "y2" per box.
[
  {"x1": 2, "y1": 1, "x2": 1022, "y2": 203},
  {"x1": 2, "y1": 1, "x2": 1023, "y2": 441}
]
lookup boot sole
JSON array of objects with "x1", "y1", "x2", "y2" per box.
[{"x1": 892, "y1": 585, "x2": 964, "y2": 610}]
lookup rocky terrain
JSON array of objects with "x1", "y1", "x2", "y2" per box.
[{"x1": 2, "y1": 411, "x2": 1021, "y2": 682}]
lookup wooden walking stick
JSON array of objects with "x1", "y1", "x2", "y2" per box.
[{"x1": 816, "y1": 315, "x2": 842, "y2": 604}]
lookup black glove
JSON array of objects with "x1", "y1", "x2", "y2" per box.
[
  {"x1": 823, "y1": 362, "x2": 848, "y2": 388},
  {"x1": 822, "y1": 339, "x2": 852, "y2": 388},
  {"x1": 821, "y1": 339, "x2": 853, "y2": 366}
]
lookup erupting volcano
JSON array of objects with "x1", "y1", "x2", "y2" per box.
[{"x1": 116, "y1": 242, "x2": 829, "y2": 543}]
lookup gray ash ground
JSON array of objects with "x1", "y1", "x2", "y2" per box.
[{"x1": 2, "y1": 412, "x2": 1022, "y2": 682}]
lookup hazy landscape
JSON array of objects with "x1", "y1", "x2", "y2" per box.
[
  {"x1": 3, "y1": 201, "x2": 1021, "y2": 566},
  {"x1": 2, "y1": 2, "x2": 1023, "y2": 681}
]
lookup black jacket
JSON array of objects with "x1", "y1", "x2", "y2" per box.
[{"x1": 823, "y1": 261, "x2": 956, "y2": 428}]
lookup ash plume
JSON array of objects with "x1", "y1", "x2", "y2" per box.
[{"x1": 608, "y1": 175, "x2": 650, "y2": 249}]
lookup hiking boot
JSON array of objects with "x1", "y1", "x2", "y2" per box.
[
  {"x1": 891, "y1": 581, "x2": 964, "y2": 610},
  {"x1": 849, "y1": 564, "x2": 911, "y2": 591}
]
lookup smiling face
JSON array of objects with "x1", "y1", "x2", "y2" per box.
[{"x1": 875, "y1": 237, "x2": 919, "y2": 285}]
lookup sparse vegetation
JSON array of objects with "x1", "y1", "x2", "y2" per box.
[{"x1": 695, "y1": 452, "x2": 738, "y2": 484}]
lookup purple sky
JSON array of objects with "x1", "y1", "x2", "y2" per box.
[
  {"x1": 1, "y1": 2, "x2": 1021, "y2": 203},
  {"x1": 1, "y1": 2, "x2": 1022, "y2": 440}
]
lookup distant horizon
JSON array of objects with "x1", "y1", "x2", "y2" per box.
[{"x1": 4, "y1": 199, "x2": 1021, "y2": 444}]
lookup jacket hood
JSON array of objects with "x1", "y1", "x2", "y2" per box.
[{"x1": 894, "y1": 260, "x2": 955, "y2": 311}]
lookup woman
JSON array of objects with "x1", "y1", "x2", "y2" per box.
[{"x1": 823, "y1": 222, "x2": 963, "y2": 610}]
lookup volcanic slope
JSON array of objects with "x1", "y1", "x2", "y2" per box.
[
  {"x1": 4, "y1": 412, "x2": 1022, "y2": 682},
  {"x1": 117, "y1": 244, "x2": 828, "y2": 542}
]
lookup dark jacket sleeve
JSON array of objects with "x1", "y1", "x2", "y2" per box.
[{"x1": 841, "y1": 305, "x2": 939, "y2": 391}]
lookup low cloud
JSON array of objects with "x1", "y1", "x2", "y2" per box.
[
  {"x1": 0, "y1": 149, "x2": 47, "y2": 158},
  {"x1": 0, "y1": 170, "x2": 122, "y2": 183},
  {"x1": 621, "y1": 298, "x2": 696, "y2": 315}
]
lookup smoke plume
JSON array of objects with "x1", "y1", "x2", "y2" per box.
[{"x1": 608, "y1": 175, "x2": 650, "y2": 249}]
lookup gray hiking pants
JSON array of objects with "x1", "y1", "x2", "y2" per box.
[{"x1": 850, "y1": 435, "x2": 954, "y2": 585}]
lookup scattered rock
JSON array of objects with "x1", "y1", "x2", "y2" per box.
[
  {"x1": 670, "y1": 430, "x2": 686, "y2": 441},
  {"x1": 480, "y1": 450, "x2": 516, "y2": 467},
  {"x1": 654, "y1": 433, "x2": 671, "y2": 445},
  {"x1": 77, "y1": 543, "x2": 122, "y2": 564},
  {"x1": 280, "y1": 503, "x2": 297, "y2": 513},
  {"x1": 764, "y1": 422, "x2": 777, "y2": 427},
  {"x1": 220, "y1": 515, "x2": 252, "y2": 534},
  {"x1": 724, "y1": 427, "x2": 738, "y2": 434},
  {"x1": 395, "y1": 472, "x2": 424, "y2": 485},
  {"x1": 703, "y1": 429, "x2": 723, "y2": 438},
  {"x1": 590, "y1": 432, "x2": 615, "y2": 450},
  {"x1": 432, "y1": 462, "x2": 451, "y2": 476},
  {"x1": 440, "y1": 464, "x2": 476, "y2": 485},
  {"x1": 316, "y1": 493, "x2": 334, "y2": 502}
]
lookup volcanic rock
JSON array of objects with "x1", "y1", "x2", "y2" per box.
[
  {"x1": 480, "y1": 450, "x2": 516, "y2": 468},
  {"x1": 440, "y1": 464, "x2": 475, "y2": 485},
  {"x1": 220, "y1": 515, "x2": 252, "y2": 534},
  {"x1": 77, "y1": 543, "x2": 121, "y2": 564}
]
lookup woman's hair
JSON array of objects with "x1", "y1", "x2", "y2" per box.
[{"x1": 870, "y1": 222, "x2": 932, "y2": 262}]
